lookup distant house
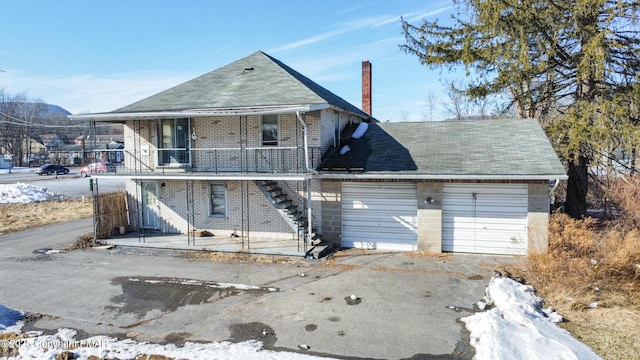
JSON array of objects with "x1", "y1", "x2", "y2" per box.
[
  {"x1": 39, "y1": 133, "x2": 69, "y2": 151},
  {"x1": 48, "y1": 136, "x2": 124, "y2": 165},
  {"x1": 72, "y1": 51, "x2": 566, "y2": 256}
]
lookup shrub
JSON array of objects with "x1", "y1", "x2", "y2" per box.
[
  {"x1": 607, "y1": 176, "x2": 640, "y2": 228},
  {"x1": 521, "y1": 213, "x2": 640, "y2": 309}
]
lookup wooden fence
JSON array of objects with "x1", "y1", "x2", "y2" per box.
[{"x1": 94, "y1": 191, "x2": 129, "y2": 239}]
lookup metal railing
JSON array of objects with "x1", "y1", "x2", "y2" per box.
[{"x1": 120, "y1": 146, "x2": 323, "y2": 174}]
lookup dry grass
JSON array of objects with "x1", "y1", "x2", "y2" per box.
[
  {"x1": 0, "y1": 199, "x2": 93, "y2": 234},
  {"x1": 66, "y1": 232, "x2": 96, "y2": 250},
  {"x1": 507, "y1": 212, "x2": 640, "y2": 360},
  {"x1": 0, "y1": 333, "x2": 26, "y2": 358},
  {"x1": 607, "y1": 176, "x2": 640, "y2": 227},
  {"x1": 557, "y1": 307, "x2": 640, "y2": 359},
  {"x1": 536, "y1": 178, "x2": 640, "y2": 360},
  {"x1": 188, "y1": 250, "x2": 309, "y2": 265},
  {"x1": 524, "y1": 214, "x2": 640, "y2": 307}
]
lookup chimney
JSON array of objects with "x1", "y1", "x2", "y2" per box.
[{"x1": 362, "y1": 60, "x2": 372, "y2": 116}]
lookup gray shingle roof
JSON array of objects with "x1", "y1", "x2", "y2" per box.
[
  {"x1": 319, "y1": 118, "x2": 566, "y2": 179},
  {"x1": 114, "y1": 51, "x2": 367, "y2": 117}
]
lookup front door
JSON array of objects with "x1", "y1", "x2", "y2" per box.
[{"x1": 141, "y1": 181, "x2": 160, "y2": 229}]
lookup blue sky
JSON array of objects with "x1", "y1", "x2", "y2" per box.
[{"x1": 0, "y1": 0, "x2": 457, "y2": 121}]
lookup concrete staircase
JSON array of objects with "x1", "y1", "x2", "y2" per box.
[{"x1": 255, "y1": 180, "x2": 333, "y2": 259}]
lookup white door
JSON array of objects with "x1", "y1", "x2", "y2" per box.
[
  {"x1": 141, "y1": 181, "x2": 160, "y2": 229},
  {"x1": 442, "y1": 184, "x2": 528, "y2": 255},
  {"x1": 342, "y1": 182, "x2": 418, "y2": 251}
]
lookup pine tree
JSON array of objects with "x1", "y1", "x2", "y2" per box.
[{"x1": 402, "y1": 0, "x2": 640, "y2": 218}]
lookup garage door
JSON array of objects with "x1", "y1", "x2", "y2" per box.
[
  {"x1": 342, "y1": 182, "x2": 417, "y2": 251},
  {"x1": 442, "y1": 184, "x2": 528, "y2": 255}
]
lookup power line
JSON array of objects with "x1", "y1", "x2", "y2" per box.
[{"x1": 0, "y1": 111, "x2": 113, "y2": 128}]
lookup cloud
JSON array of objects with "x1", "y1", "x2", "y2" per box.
[
  {"x1": 334, "y1": 2, "x2": 377, "y2": 16},
  {"x1": 268, "y1": 29, "x2": 349, "y2": 53},
  {"x1": 267, "y1": 16, "x2": 396, "y2": 53},
  {"x1": 402, "y1": 7, "x2": 452, "y2": 23},
  {"x1": 269, "y1": 6, "x2": 451, "y2": 53},
  {"x1": 0, "y1": 71, "x2": 195, "y2": 114}
]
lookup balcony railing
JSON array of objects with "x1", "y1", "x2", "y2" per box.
[{"x1": 121, "y1": 146, "x2": 323, "y2": 175}]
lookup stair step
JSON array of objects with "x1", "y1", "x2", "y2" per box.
[
  {"x1": 274, "y1": 194, "x2": 289, "y2": 202},
  {"x1": 278, "y1": 200, "x2": 293, "y2": 208},
  {"x1": 306, "y1": 242, "x2": 334, "y2": 259},
  {"x1": 286, "y1": 206, "x2": 298, "y2": 215},
  {"x1": 269, "y1": 188, "x2": 283, "y2": 196},
  {"x1": 261, "y1": 180, "x2": 277, "y2": 187}
]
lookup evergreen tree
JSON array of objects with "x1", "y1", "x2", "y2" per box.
[{"x1": 401, "y1": 0, "x2": 640, "y2": 218}]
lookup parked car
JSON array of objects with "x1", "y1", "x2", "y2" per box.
[
  {"x1": 80, "y1": 162, "x2": 116, "y2": 177},
  {"x1": 35, "y1": 164, "x2": 70, "y2": 176}
]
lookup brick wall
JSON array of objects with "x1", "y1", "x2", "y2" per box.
[
  {"x1": 527, "y1": 181, "x2": 550, "y2": 254},
  {"x1": 362, "y1": 60, "x2": 372, "y2": 115},
  {"x1": 193, "y1": 114, "x2": 306, "y2": 148},
  {"x1": 320, "y1": 110, "x2": 337, "y2": 151},
  {"x1": 123, "y1": 120, "x2": 157, "y2": 171},
  {"x1": 320, "y1": 180, "x2": 342, "y2": 248},
  {"x1": 417, "y1": 182, "x2": 442, "y2": 252},
  {"x1": 125, "y1": 179, "x2": 140, "y2": 229},
  {"x1": 126, "y1": 178, "x2": 298, "y2": 241}
]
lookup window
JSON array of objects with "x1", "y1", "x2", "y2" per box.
[
  {"x1": 210, "y1": 183, "x2": 226, "y2": 217},
  {"x1": 261, "y1": 115, "x2": 279, "y2": 146},
  {"x1": 159, "y1": 118, "x2": 190, "y2": 165}
]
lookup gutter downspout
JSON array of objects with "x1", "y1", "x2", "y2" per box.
[
  {"x1": 550, "y1": 178, "x2": 561, "y2": 208},
  {"x1": 550, "y1": 179, "x2": 561, "y2": 194},
  {"x1": 296, "y1": 111, "x2": 318, "y2": 249},
  {"x1": 296, "y1": 111, "x2": 319, "y2": 175}
]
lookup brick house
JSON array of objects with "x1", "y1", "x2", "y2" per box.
[{"x1": 72, "y1": 51, "x2": 566, "y2": 256}]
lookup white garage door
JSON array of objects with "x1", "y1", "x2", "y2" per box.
[
  {"x1": 442, "y1": 184, "x2": 528, "y2": 255},
  {"x1": 342, "y1": 182, "x2": 417, "y2": 251}
]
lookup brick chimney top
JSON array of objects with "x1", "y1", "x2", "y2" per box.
[{"x1": 362, "y1": 60, "x2": 372, "y2": 116}]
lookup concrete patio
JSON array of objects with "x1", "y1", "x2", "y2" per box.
[{"x1": 101, "y1": 231, "x2": 308, "y2": 257}]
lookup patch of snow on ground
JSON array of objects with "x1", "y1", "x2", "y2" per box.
[
  {"x1": 462, "y1": 277, "x2": 603, "y2": 360},
  {"x1": 14, "y1": 331, "x2": 334, "y2": 360},
  {"x1": 0, "y1": 167, "x2": 33, "y2": 174},
  {"x1": 0, "y1": 182, "x2": 60, "y2": 204},
  {"x1": 0, "y1": 303, "x2": 332, "y2": 359}
]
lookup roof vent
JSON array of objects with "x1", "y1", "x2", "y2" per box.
[{"x1": 243, "y1": 67, "x2": 255, "y2": 73}]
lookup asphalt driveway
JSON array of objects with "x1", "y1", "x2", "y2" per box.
[{"x1": 0, "y1": 218, "x2": 515, "y2": 359}]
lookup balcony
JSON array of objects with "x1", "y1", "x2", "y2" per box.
[{"x1": 120, "y1": 146, "x2": 323, "y2": 175}]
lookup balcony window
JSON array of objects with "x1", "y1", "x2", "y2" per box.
[
  {"x1": 261, "y1": 115, "x2": 279, "y2": 146},
  {"x1": 209, "y1": 183, "x2": 226, "y2": 217},
  {"x1": 159, "y1": 118, "x2": 190, "y2": 165}
]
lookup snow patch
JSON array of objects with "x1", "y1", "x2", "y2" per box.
[
  {"x1": 351, "y1": 122, "x2": 369, "y2": 139},
  {"x1": 0, "y1": 182, "x2": 61, "y2": 204},
  {"x1": 462, "y1": 277, "x2": 603, "y2": 360},
  {"x1": 3, "y1": 325, "x2": 334, "y2": 359}
]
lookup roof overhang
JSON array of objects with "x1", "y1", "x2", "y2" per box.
[
  {"x1": 316, "y1": 173, "x2": 568, "y2": 181},
  {"x1": 90, "y1": 174, "x2": 312, "y2": 181},
  {"x1": 69, "y1": 104, "x2": 331, "y2": 122}
]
